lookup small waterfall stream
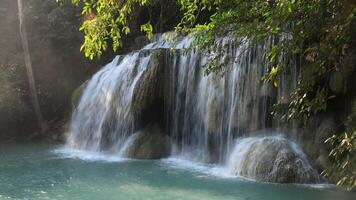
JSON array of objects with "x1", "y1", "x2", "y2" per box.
[
  {"x1": 166, "y1": 37, "x2": 275, "y2": 163},
  {"x1": 66, "y1": 34, "x2": 321, "y2": 183},
  {"x1": 68, "y1": 53, "x2": 151, "y2": 153}
]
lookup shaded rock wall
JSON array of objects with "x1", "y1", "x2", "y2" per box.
[
  {"x1": 0, "y1": 0, "x2": 113, "y2": 140},
  {"x1": 0, "y1": 0, "x2": 183, "y2": 140}
]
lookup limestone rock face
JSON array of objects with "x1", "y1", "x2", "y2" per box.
[
  {"x1": 329, "y1": 54, "x2": 355, "y2": 94},
  {"x1": 204, "y1": 75, "x2": 224, "y2": 134},
  {"x1": 71, "y1": 82, "x2": 87, "y2": 109},
  {"x1": 228, "y1": 136, "x2": 321, "y2": 183},
  {"x1": 300, "y1": 115, "x2": 337, "y2": 171},
  {"x1": 0, "y1": 0, "x2": 112, "y2": 140},
  {"x1": 120, "y1": 124, "x2": 170, "y2": 159},
  {"x1": 131, "y1": 50, "x2": 165, "y2": 116}
]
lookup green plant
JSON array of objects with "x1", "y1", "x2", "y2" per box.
[
  {"x1": 323, "y1": 130, "x2": 356, "y2": 191},
  {"x1": 323, "y1": 102, "x2": 356, "y2": 191},
  {"x1": 67, "y1": 0, "x2": 160, "y2": 59}
]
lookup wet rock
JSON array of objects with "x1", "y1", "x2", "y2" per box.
[
  {"x1": 120, "y1": 124, "x2": 170, "y2": 159},
  {"x1": 71, "y1": 82, "x2": 87, "y2": 109},
  {"x1": 48, "y1": 119, "x2": 69, "y2": 142},
  {"x1": 301, "y1": 115, "x2": 337, "y2": 171},
  {"x1": 131, "y1": 49, "x2": 165, "y2": 115},
  {"x1": 205, "y1": 76, "x2": 224, "y2": 133},
  {"x1": 228, "y1": 136, "x2": 321, "y2": 183}
]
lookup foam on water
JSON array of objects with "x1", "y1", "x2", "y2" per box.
[
  {"x1": 162, "y1": 157, "x2": 235, "y2": 179},
  {"x1": 52, "y1": 145, "x2": 333, "y2": 190},
  {"x1": 54, "y1": 146, "x2": 127, "y2": 162},
  {"x1": 160, "y1": 157, "x2": 333, "y2": 189}
]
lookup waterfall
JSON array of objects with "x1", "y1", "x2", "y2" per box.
[
  {"x1": 166, "y1": 37, "x2": 276, "y2": 163},
  {"x1": 67, "y1": 53, "x2": 151, "y2": 153},
  {"x1": 66, "y1": 34, "x2": 320, "y2": 183}
]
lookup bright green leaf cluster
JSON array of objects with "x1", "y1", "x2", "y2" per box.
[{"x1": 68, "y1": 0, "x2": 157, "y2": 59}]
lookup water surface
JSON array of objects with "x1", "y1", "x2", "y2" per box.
[{"x1": 0, "y1": 143, "x2": 355, "y2": 200}]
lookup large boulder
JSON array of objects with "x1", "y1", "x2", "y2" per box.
[
  {"x1": 227, "y1": 136, "x2": 321, "y2": 183},
  {"x1": 278, "y1": 114, "x2": 339, "y2": 173},
  {"x1": 279, "y1": 114, "x2": 337, "y2": 173},
  {"x1": 120, "y1": 124, "x2": 170, "y2": 159}
]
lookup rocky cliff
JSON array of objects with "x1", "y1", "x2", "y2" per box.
[{"x1": 0, "y1": 0, "x2": 115, "y2": 140}]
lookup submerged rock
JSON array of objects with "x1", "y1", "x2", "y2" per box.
[
  {"x1": 120, "y1": 124, "x2": 170, "y2": 159},
  {"x1": 227, "y1": 136, "x2": 321, "y2": 183}
]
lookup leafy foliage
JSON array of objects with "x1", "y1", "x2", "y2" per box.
[
  {"x1": 61, "y1": 0, "x2": 159, "y2": 59},
  {"x1": 324, "y1": 131, "x2": 356, "y2": 191},
  {"x1": 179, "y1": 0, "x2": 355, "y2": 121},
  {"x1": 323, "y1": 103, "x2": 356, "y2": 191}
]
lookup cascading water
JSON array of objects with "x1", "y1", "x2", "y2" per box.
[
  {"x1": 166, "y1": 37, "x2": 277, "y2": 163},
  {"x1": 67, "y1": 52, "x2": 151, "y2": 153},
  {"x1": 66, "y1": 33, "x2": 321, "y2": 183}
]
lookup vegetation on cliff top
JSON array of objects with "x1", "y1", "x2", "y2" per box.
[{"x1": 59, "y1": 0, "x2": 356, "y2": 190}]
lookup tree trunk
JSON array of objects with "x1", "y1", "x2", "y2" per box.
[{"x1": 17, "y1": 0, "x2": 47, "y2": 134}]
